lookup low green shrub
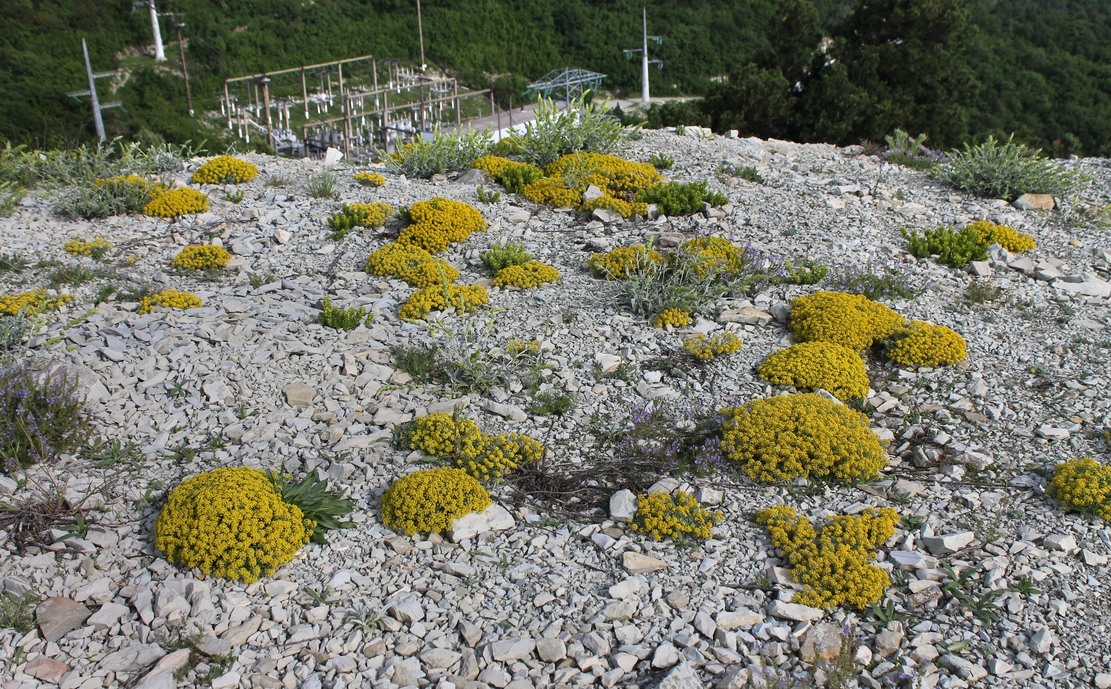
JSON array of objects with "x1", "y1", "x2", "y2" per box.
[
  {"x1": 637, "y1": 181, "x2": 727, "y2": 216},
  {"x1": 903, "y1": 226, "x2": 989, "y2": 268},
  {"x1": 933, "y1": 134, "x2": 1087, "y2": 200},
  {"x1": 317, "y1": 297, "x2": 373, "y2": 330}
]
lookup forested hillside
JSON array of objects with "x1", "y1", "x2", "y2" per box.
[{"x1": 3, "y1": 0, "x2": 1111, "y2": 156}]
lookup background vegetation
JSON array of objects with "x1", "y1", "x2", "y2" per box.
[{"x1": 4, "y1": 0, "x2": 1111, "y2": 156}]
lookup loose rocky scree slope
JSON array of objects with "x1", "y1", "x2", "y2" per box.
[{"x1": 1, "y1": 129, "x2": 1110, "y2": 689}]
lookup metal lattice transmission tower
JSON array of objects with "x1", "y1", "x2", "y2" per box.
[
  {"x1": 526, "y1": 68, "x2": 606, "y2": 105},
  {"x1": 623, "y1": 8, "x2": 662, "y2": 106}
]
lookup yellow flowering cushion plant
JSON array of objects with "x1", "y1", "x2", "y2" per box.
[
  {"x1": 721, "y1": 393, "x2": 887, "y2": 484},
  {"x1": 154, "y1": 467, "x2": 311, "y2": 583},
  {"x1": 365, "y1": 242, "x2": 460, "y2": 287},
  {"x1": 144, "y1": 188, "x2": 210, "y2": 218},
  {"x1": 1048, "y1": 457, "x2": 1111, "y2": 521},
  {"x1": 408, "y1": 413, "x2": 486, "y2": 459},
  {"x1": 789, "y1": 290, "x2": 905, "y2": 351},
  {"x1": 380, "y1": 467, "x2": 491, "y2": 536},
  {"x1": 64, "y1": 237, "x2": 113, "y2": 259},
  {"x1": 171, "y1": 244, "x2": 231, "y2": 270},
  {"x1": 678, "y1": 237, "x2": 745, "y2": 276},
  {"x1": 884, "y1": 320, "x2": 968, "y2": 367},
  {"x1": 653, "y1": 308, "x2": 692, "y2": 329},
  {"x1": 353, "y1": 172, "x2": 386, "y2": 187},
  {"x1": 397, "y1": 197, "x2": 487, "y2": 253},
  {"x1": 682, "y1": 332, "x2": 743, "y2": 361},
  {"x1": 456, "y1": 432, "x2": 546, "y2": 483},
  {"x1": 966, "y1": 220, "x2": 1036, "y2": 253},
  {"x1": 0, "y1": 290, "x2": 72, "y2": 316},
  {"x1": 491, "y1": 261, "x2": 561, "y2": 289},
  {"x1": 757, "y1": 341, "x2": 871, "y2": 401},
  {"x1": 191, "y1": 155, "x2": 259, "y2": 184},
  {"x1": 137, "y1": 289, "x2": 203, "y2": 314},
  {"x1": 398, "y1": 284, "x2": 488, "y2": 321},
  {"x1": 587, "y1": 245, "x2": 664, "y2": 280},
  {"x1": 630, "y1": 490, "x2": 722, "y2": 543},
  {"x1": 756, "y1": 504, "x2": 898, "y2": 609}
]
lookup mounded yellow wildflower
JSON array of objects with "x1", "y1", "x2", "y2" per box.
[
  {"x1": 885, "y1": 320, "x2": 968, "y2": 367},
  {"x1": 653, "y1": 308, "x2": 692, "y2": 329},
  {"x1": 191, "y1": 155, "x2": 259, "y2": 184},
  {"x1": 683, "y1": 332, "x2": 743, "y2": 361},
  {"x1": 521, "y1": 178, "x2": 582, "y2": 208},
  {"x1": 171, "y1": 244, "x2": 231, "y2": 270},
  {"x1": 579, "y1": 194, "x2": 647, "y2": 219},
  {"x1": 789, "y1": 291, "x2": 905, "y2": 351},
  {"x1": 492, "y1": 261, "x2": 561, "y2": 289},
  {"x1": 380, "y1": 467, "x2": 491, "y2": 536},
  {"x1": 757, "y1": 342, "x2": 871, "y2": 401},
  {"x1": 408, "y1": 413, "x2": 486, "y2": 459},
  {"x1": 456, "y1": 432, "x2": 545, "y2": 483},
  {"x1": 397, "y1": 197, "x2": 487, "y2": 253},
  {"x1": 144, "y1": 188, "x2": 210, "y2": 218},
  {"x1": 0, "y1": 290, "x2": 72, "y2": 316},
  {"x1": 64, "y1": 237, "x2": 113, "y2": 258},
  {"x1": 678, "y1": 237, "x2": 745, "y2": 276},
  {"x1": 543, "y1": 152, "x2": 663, "y2": 198},
  {"x1": 756, "y1": 504, "x2": 898, "y2": 609},
  {"x1": 966, "y1": 220, "x2": 1036, "y2": 253},
  {"x1": 398, "y1": 284, "x2": 489, "y2": 321},
  {"x1": 137, "y1": 289, "x2": 203, "y2": 314},
  {"x1": 353, "y1": 172, "x2": 386, "y2": 187},
  {"x1": 587, "y1": 245, "x2": 664, "y2": 280},
  {"x1": 94, "y1": 174, "x2": 167, "y2": 201},
  {"x1": 365, "y1": 242, "x2": 460, "y2": 287},
  {"x1": 1048, "y1": 457, "x2": 1111, "y2": 521},
  {"x1": 630, "y1": 490, "x2": 723, "y2": 542},
  {"x1": 154, "y1": 467, "x2": 311, "y2": 583},
  {"x1": 472, "y1": 155, "x2": 541, "y2": 182},
  {"x1": 721, "y1": 393, "x2": 888, "y2": 483}
]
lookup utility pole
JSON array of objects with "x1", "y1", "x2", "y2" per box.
[
  {"x1": 416, "y1": 0, "x2": 426, "y2": 72},
  {"x1": 623, "y1": 8, "x2": 662, "y2": 106},
  {"x1": 133, "y1": 1, "x2": 166, "y2": 61},
  {"x1": 174, "y1": 21, "x2": 193, "y2": 116},
  {"x1": 68, "y1": 38, "x2": 121, "y2": 141}
]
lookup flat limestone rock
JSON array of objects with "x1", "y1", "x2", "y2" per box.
[
  {"x1": 36, "y1": 597, "x2": 91, "y2": 643},
  {"x1": 622, "y1": 551, "x2": 668, "y2": 574}
]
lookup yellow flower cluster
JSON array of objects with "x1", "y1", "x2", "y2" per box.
[
  {"x1": 380, "y1": 467, "x2": 492, "y2": 536},
  {"x1": 885, "y1": 320, "x2": 968, "y2": 367},
  {"x1": 0, "y1": 290, "x2": 72, "y2": 316},
  {"x1": 492, "y1": 261, "x2": 561, "y2": 289},
  {"x1": 94, "y1": 174, "x2": 167, "y2": 198},
  {"x1": 683, "y1": 332, "x2": 743, "y2": 361},
  {"x1": 506, "y1": 338, "x2": 541, "y2": 355},
  {"x1": 966, "y1": 220, "x2": 1036, "y2": 253},
  {"x1": 544, "y1": 152, "x2": 663, "y2": 197},
  {"x1": 721, "y1": 393, "x2": 888, "y2": 483},
  {"x1": 339, "y1": 202, "x2": 393, "y2": 228},
  {"x1": 472, "y1": 155, "x2": 538, "y2": 180},
  {"x1": 579, "y1": 195, "x2": 648, "y2": 219},
  {"x1": 408, "y1": 413, "x2": 486, "y2": 458},
  {"x1": 587, "y1": 245, "x2": 664, "y2": 280},
  {"x1": 397, "y1": 197, "x2": 487, "y2": 253},
  {"x1": 154, "y1": 467, "x2": 311, "y2": 583},
  {"x1": 678, "y1": 237, "x2": 745, "y2": 276},
  {"x1": 630, "y1": 490, "x2": 723, "y2": 542},
  {"x1": 1048, "y1": 457, "x2": 1111, "y2": 521},
  {"x1": 406, "y1": 412, "x2": 546, "y2": 483},
  {"x1": 789, "y1": 291, "x2": 905, "y2": 351},
  {"x1": 365, "y1": 242, "x2": 460, "y2": 287},
  {"x1": 353, "y1": 172, "x2": 386, "y2": 187},
  {"x1": 191, "y1": 155, "x2": 259, "y2": 184},
  {"x1": 757, "y1": 342, "x2": 870, "y2": 401},
  {"x1": 756, "y1": 504, "x2": 898, "y2": 609},
  {"x1": 171, "y1": 244, "x2": 231, "y2": 270},
  {"x1": 653, "y1": 308, "x2": 692, "y2": 329},
  {"x1": 521, "y1": 178, "x2": 582, "y2": 208},
  {"x1": 144, "y1": 188, "x2": 210, "y2": 218},
  {"x1": 398, "y1": 284, "x2": 489, "y2": 321},
  {"x1": 137, "y1": 289, "x2": 203, "y2": 314},
  {"x1": 64, "y1": 237, "x2": 113, "y2": 258}
]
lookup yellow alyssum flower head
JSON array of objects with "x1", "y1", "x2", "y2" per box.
[
  {"x1": 683, "y1": 332, "x2": 743, "y2": 361},
  {"x1": 721, "y1": 393, "x2": 887, "y2": 484},
  {"x1": 0, "y1": 290, "x2": 72, "y2": 316},
  {"x1": 789, "y1": 290, "x2": 905, "y2": 351},
  {"x1": 353, "y1": 172, "x2": 386, "y2": 187},
  {"x1": 144, "y1": 188, "x2": 210, "y2": 218},
  {"x1": 587, "y1": 245, "x2": 664, "y2": 280},
  {"x1": 397, "y1": 197, "x2": 487, "y2": 253},
  {"x1": 408, "y1": 412, "x2": 486, "y2": 459},
  {"x1": 629, "y1": 489, "x2": 723, "y2": 543},
  {"x1": 365, "y1": 242, "x2": 459, "y2": 288},
  {"x1": 154, "y1": 467, "x2": 311, "y2": 583},
  {"x1": 398, "y1": 284, "x2": 488, "y2": 321},
  {"x1": 678, "y1": 237, "x2": 745, "y2": 277},
  {"x1": 884, "y1": 320, "x2": 967, "y2": 367},
  {"x1": 756, "y1": 504, "x2": 898, "y2": 609},
  {"x1": 191, "y1": 155, "x2": 259, "y2": 184},
  {"x1": 171, "y1": 244, "x2": 231, "y2": 271},
  {"x1": 757, "y1": 341, "x2": 870, "y2": 401},
  {"x1": 966, "y1": 220, "x2": 1036, "y2": 253},
  {"x1": 521, "y1": 178, "x2": 582, "y2": 208},
  {"x1": 1048, "y1": 457, "x2": 1111, "y2": 521},
  {"x1": 137, "y1": 289, "x2": 203, "y2": 314},
  {"x1": 64, "y1": 237, "x2": 113, "y2": 258},
  {"x1": 492, "y1": 261, "x2": 561, "y2": 289},
  {"x1": 653, "y1": 308, "x2": 692, "y2": 329},
  {"x1": 380, "y1": 467, "x2": 491, "y2": 536}
]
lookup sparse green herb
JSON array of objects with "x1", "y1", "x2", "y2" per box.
[
  {"x1": 0, "y1": 589, "x2": 39, "y2": 632},
  {"x1": 718, "y1": 162, "x2": 764, "y2": 184},
  {"x1": 528, "y1": 390, "x2": 574, "y2": 416},
  {"x1": 305, "y1": 170, "x2": 338, "y2": 199},
  {"x1": 379, "y1": 127, "x2": 492, "y2": 179},
  {"x1": 0, "y1": 252, "x2": 28, "y2": 273},
  {"x1": 476, "y1": 186, "x2": 501, "y2": 204},
  {"x1": 269, "y1": 470, "x2": 355, "y2": 545},
  {"x1": 780, "y1": 259, "x2": 829, "y2": 285},
  {"x1": 481, "y1": 243, "x2": 532, "y2": 274},
  {"x1": 638, "y1": 180, "x2": 726, "y2": 216},
  {"x1": 223, "y1": 190, "x2": 245, "y2": 203},
  {"x1": 903, "y1": 226, "x2": 989, "y2": 268},
  {"x1": 519, "y1": 94, "x2": 633, "y2": 167},
  {"x1": 648, "y1": 153, "x2": 674, "y2": 170},
  {"x1": 317, "y1": 297, "x2": 373, "y2": 330},
  {"x1": 965, "y1": 279, "x2": 1003, "y2": 305}
]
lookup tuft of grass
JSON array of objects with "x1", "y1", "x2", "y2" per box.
[
  {"x1": 826, "y1": 264, "x2": 918, "y2": 300},
  {"x1": 0, "y1": 589, "x2": 39, "y2": 632},
  {"x1": 391, "y1": 343, "x2": 443, "y2": 385},
  {"x1": 305, "y1": 171, "x2": 338, "y2": 199},
  {"x1": 0, "y1": 252, "x2": 29, "y2": 273},
  {"x1": 476, "y1": 186, "x2": 501, "y2": 204},
  {"x1": 718, "y1": 162, "x2": 764, "y2": 184},
  {"x1": 934, "y1": 133, "x2": 1088, "y2": 201},
  {"x1": 648, "y1": 153, "x2": 674, "y2": 170}
]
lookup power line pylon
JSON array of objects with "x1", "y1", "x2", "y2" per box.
[
  {"x1": 622, "y1": 8, "x2": 662, "y2": 107},
  {"x1": 67, "y1": 38, "x2": 121, "y2": 141}
]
